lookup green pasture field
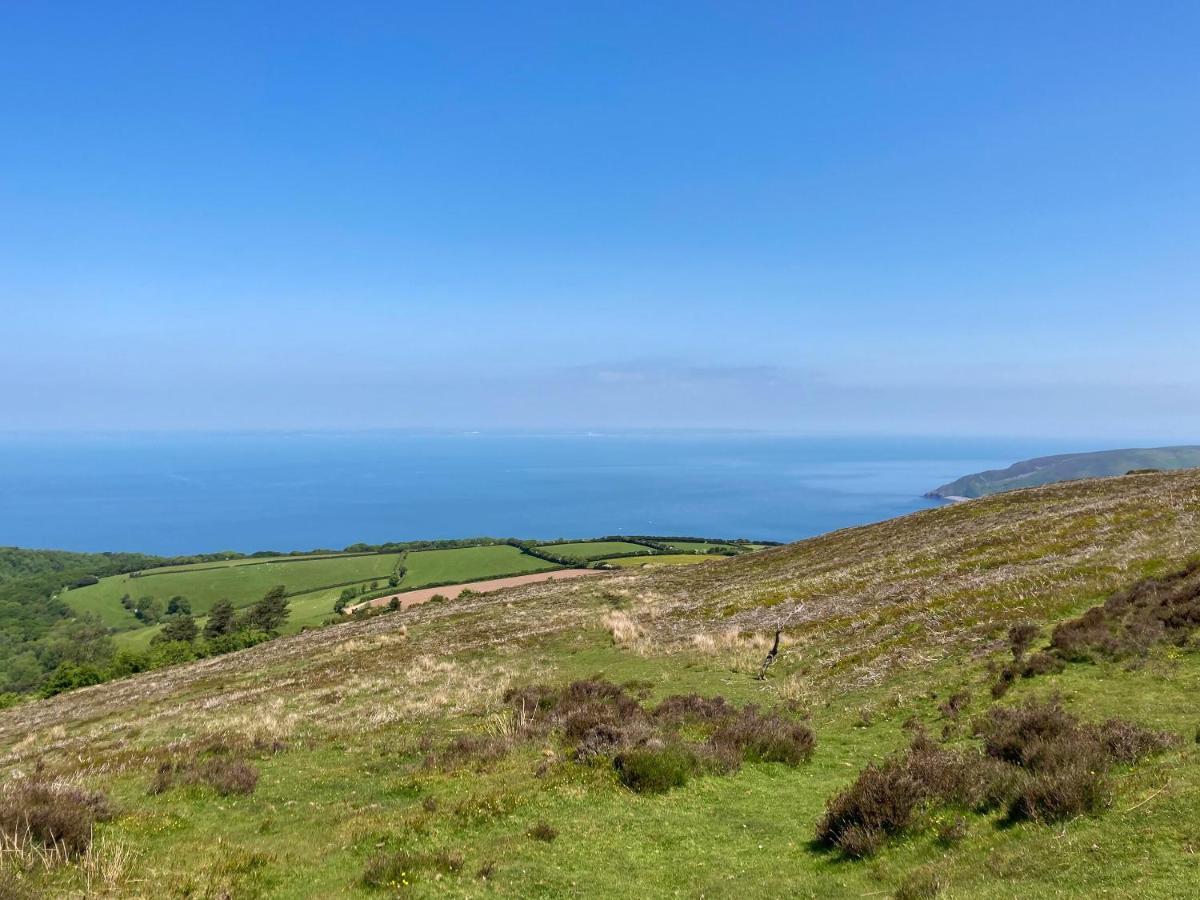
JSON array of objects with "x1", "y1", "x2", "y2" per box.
[
  {"x1": 542, "y1": 540, "x2": 653, "y2": 560},
  {"x1": 66, "y1": 552, "x2": 406, "y2": 630},
  {"x1": 398, "y1": 545, "x2": 561, "y2": 589},
  {"x1": 604, "y1": 553, "x2": 722, "y2": 568},
  {"x1": 111, "y1": 584, "x2": 355, "y2": 650},
  {"x1": 106, "y1": 545, "x2": 559, "y2": 645}
]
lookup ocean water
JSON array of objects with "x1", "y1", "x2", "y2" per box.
[{"x1": 0, "y1": 432, "x2": 1074, "y2": 556}]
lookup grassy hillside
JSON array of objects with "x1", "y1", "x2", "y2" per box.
[
  {"x1": 3, "y1": 470, "x2": 1200, "y2": 897},
  {"x1": 58, "y1": 540, "x2": 732, "y2": 665},
  {"x1": 927, "y1": 444, "x2": 1200, "y2": 498}
]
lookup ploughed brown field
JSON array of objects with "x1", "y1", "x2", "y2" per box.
[{"x1": 346, "y1": 568, "x2": 598, "y2": 612}]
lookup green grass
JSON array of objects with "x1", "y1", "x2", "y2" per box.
[
  {"x1": 542, "y1": 540, "x2": 652, "y2": 560},
  {"x1": 604, "y1": 554, "x2": 722, "y2": 568},
  {"x1": 66, "y1": 552, "x2": 407, "y2": 629},
  {"x1": 29, "y1": 632, "x2": 1200, "y2": 898},
  {"x1": 399, "y1": 545, "x2": 561, "y2": 589}
]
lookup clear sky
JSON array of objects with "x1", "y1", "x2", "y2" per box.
[{"x1": 2, "y1": 2, "x2": 1198, "y2": 438}]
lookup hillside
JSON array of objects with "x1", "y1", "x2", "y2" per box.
[
  {"x1": 926, "y1": 444, "x2": 1200, "y2": 498},
  {"x1": 0, "y1": 537, "x2": 759, "y2": 698},
  {"x1": 2, "y1": 470, "x2": 1200, "y2": 897}
]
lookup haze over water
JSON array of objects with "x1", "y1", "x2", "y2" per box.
[{"x1": 0, "y1": 432, "x2": 1087, "y2": 556}]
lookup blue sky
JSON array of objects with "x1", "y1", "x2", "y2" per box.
[{"x1": 2, "y1": 2, "x2": 1198, "y2": 437}]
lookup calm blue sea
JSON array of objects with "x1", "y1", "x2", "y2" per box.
[{"x1": 0, "y1": 432, "x2": 1077, "y2": 556}]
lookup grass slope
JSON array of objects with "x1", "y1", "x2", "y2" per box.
[
  {"x1": 4, "y1": 470, "x2": 1200, "y2": 897},
  {"x1": 928, "y1": 445, "x2": 1200, "y2": 498}
]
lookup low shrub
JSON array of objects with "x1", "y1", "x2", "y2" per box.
[
  {"x1": 817, "y1": 699, "x2": 1175, "y2": 857},
  {"x1": 816, "y1": 758, "x2": 924, "y2": 856},
  {"x1": 1008, "y1": 623, "x2": 1040, "y2": 660},
  {"x1": 1007, "y1": 766, "x2": 1109, "y2": 823},
  {"x1": 709, "y1": 706, "x2": 816, "y2": 767},
  {"x1": 527, "y1": 821, "x2": 558, "y2": 842},
  {"x1": 500, "y1": 679, "x2": 817, "y2": 791},
  {"x1": 0, "y1": 777, "x2": 112, "y2": 856},
  {"x1": 1021, "y1": 651, "x2": 1065, "y2": 677},
  {"x1": 614, "y1": 745, "x2": 698, "y2": 794},
  {"x1": 977, "y1": 696, "x2": 1077, "y2": 768},
  {"x1": 200, "y1": 758, "x2": 260, "y2": 796},
  {"x1": 148, "y1": 753, "x2": 259, "y2": 797},
  {"x1": 1050, "y1": 562, "x2": 1200, "y2": 662}
]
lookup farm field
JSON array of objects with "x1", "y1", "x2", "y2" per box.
[
  {"x1": 604, "y1": 553, "x2": 722, "y2": 568},
  {"x1": 78, "y1": 539, "x2": 748, "y2": 651},
  {"x1": 66, "y1": 553, "x2": 406, "y2": 629},
  {"x1": 542, "y1": 540, "x2": 652, "y2": 560},
  {"x1": 398, "y1": 545, "x2": 561, "y2": 589},
  {"x1": 111, "y1": 584, "x2": 358, "y2": 650}
]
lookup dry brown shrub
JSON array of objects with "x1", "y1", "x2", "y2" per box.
[
  {"x1": 148, "y1": 752, "x2": 259, "y2": 797},
  {"x1": 1050, "y1": 561, "x2": 1200, "y2": 662},
  {"x1": 709, "y1": 706, "x2": 815, "y2": 767},
  {"x1": 0, "y1": 777, "x2": 112, "y2": 856},
  {"x1": 817, "y1": 698, "x2": 1174, "y2": 857},
  {"x1": 1008, "y1": 623, "x2": 1041, "y2": 660}
]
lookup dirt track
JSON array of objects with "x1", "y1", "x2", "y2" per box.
[{"x1": 346, "y1": 568, "x2": 598, "y2": 613}]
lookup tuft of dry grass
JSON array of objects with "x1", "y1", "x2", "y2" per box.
[{"x1": 602, "y1": 610, "x2": 644, "y2": 646}]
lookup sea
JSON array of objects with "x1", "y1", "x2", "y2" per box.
[{"x1": 0, "y1": 432, "x2": 1081, "y2": 556}]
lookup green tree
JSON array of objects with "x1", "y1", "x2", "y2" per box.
[
  {"x1": 157, "y1": 613, "x2": 198, "y2": 644},
  {"x1": 243, "y1": 585, "x2": 290, "y2": 634},
  {"x1": 166, "y1": 595, "x2": 191, "y2": 615},
  {"x1": 203, "y1": 599, "x2": 236, "y2": 639},
  {"x1": 3, "y1": 651, "x2": 43, "y2": 694},
  {"x1": 41, "y1": 662, "x2": 105, "y2": 698},
  {"x1": 334, "y1": 588, "x2": 357, "y2": 614},
  {"x1": 136, "y1": 596, "x2": 163, "y2": 624},
  {"x1": 108, "y1": 649, "x2": 150, "y2": 678}
]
